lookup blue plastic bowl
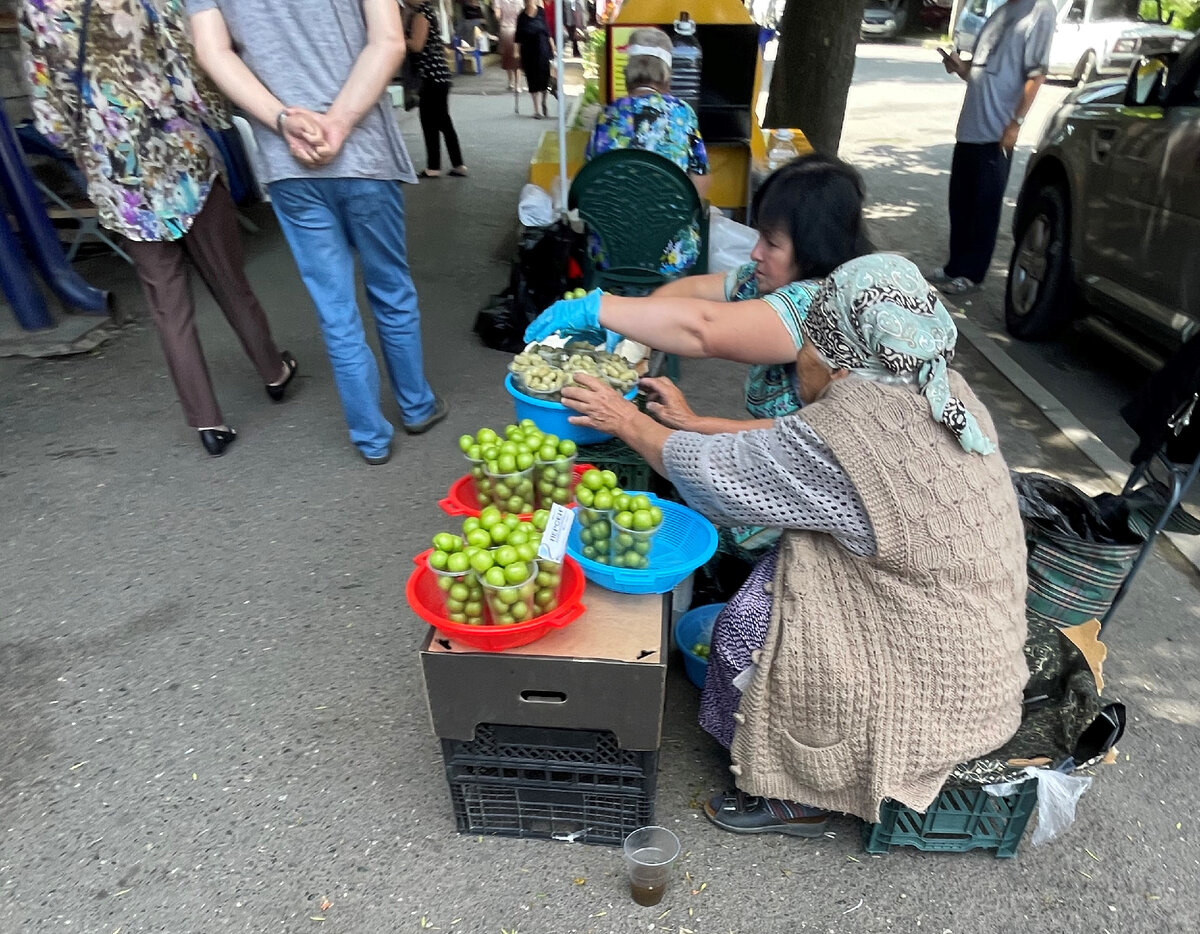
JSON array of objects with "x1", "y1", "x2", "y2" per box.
[
  {"x1": 674, "y1": 602, "x2": 725, "y2": 689},
  {"x1": 566, "y1": 494, "x2": 719, "y2": 595},
  {"x1": 505, "y1": 373, "x2": 637, "y2": 445}
]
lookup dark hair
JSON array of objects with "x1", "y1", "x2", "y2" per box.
[{"x1": 750, "y1": 153, "x2": 873, "y2": 280}]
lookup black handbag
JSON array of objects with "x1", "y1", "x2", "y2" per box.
[{"x1": 399, "y1": 57, "x2": 422, "y2": 111}]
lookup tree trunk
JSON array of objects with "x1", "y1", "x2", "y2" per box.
[{"x1": 763, "y1": 0, "x2": 864, "y2": 156}]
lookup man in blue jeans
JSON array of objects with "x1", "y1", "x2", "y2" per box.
[
  {"x1": 189, "y1": 0, "x2": 447, "y2": 464},
  {"x1": 933, "y1": 0, "x2": 1055, "y2": 296}
]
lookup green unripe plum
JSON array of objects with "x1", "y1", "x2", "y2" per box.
[
  {"x1": 493, "y1": 545, "x2": 518, "y2": 567},
  {"x1": 484, "y1": 566, "x2": 507, "y2": 587},
  {"x1": 489, "y1": 523, "x2": 510, "y2": 545},
  {"x1": 558, "y1": 439, "x2": 576, "y2": 456},
  {"x1": 429, "y1": 549, "x2": 450, "y2": 571},
  {"x1": 446, "y1": 552, "x2": 471, "y2": 573},
  {"x1": 532, "y1": 510, "x2": 550, "y2": 531},
  {"x1": 504, "y1": 561, "x2": 530, "y2": 583},
  {"x1": 469, "y1": 550, "x2": 495, "y2": 574},
  {"x1": 600, "y1": 470, "x2": 619, "y2": 489}
]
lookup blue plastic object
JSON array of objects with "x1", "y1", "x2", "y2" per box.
[
  {"x1": 674, "y1": 602, "x2": 725, "y2": 689},
  {"x1": 505, "y1": 373, "x2": 637, "y2": 445},
  {"x1": 0, "y1": 108, "x2": 109, "y2": 317},
  {"x1": 566, "y1": 494, "x2": 719, "y2": 594}
]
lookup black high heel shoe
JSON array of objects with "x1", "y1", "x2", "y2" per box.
[
  {"x1": 266, "y1": 351, "x2": 298, "y2": 402},
  {"x1": 199, "y1": 427, "x2": 237, "y2": 457}
]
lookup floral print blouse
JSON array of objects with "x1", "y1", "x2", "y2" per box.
[
  {"x1": 20, "y1": 0, "x2": 230, "y2": 242},
  {"x1": 586, "y1": 90, "x2": 708, "y2": 275}
]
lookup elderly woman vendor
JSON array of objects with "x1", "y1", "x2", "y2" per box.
[{"x1": 561, "y1": 254, "x2": 1029, "y2": 833}]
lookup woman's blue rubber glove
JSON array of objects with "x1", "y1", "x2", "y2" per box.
[{"x1": 524, "y1": 289, "x2": 604, "y2": 343}]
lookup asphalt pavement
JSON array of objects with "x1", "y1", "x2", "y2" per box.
[{"x1": 1, "y1": 51, "x2": 1199, "y2": 934}]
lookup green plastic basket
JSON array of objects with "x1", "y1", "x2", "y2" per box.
[
  {"x1": 862, "y1": 778, "x2": 1038, "y2": 859},
  {"x1": 575, "y1": 437, "x2": 658, "y2": 494}
]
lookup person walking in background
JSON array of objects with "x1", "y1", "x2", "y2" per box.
[
  {"x1": 497, "y1": 0, "x2": 523, "y2": 91},
  {"x1": 516, "y1": 0, "x2": 554, "y2": 119},
  {"x1": 189, "y1": 0, "x2": 447, "y2": 466},
  {"x1": 932, "y1": 0, "x2": 1055, "y2": 295},
  {"x1": 19, "y1": 0, "x2": 296, "y2": 458},
  {"x1": 408, "y1": 0, "x2": 468, "y2": 178}
]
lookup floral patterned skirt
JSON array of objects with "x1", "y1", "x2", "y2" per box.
[{"x1": 698, "y1": 546, "x2": 778, "y2": 749}]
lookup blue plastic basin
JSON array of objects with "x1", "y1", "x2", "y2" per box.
[
  {"x1": 505, "y1": 373, "x2": 637, "y2": 445},
  {"x1": 674, "y1": 603, "x2": 725, "y2": 689}
]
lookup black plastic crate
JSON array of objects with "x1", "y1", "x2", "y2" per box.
[{"x1": 443, "y1": 723, "x2": 657, "y2": 846}]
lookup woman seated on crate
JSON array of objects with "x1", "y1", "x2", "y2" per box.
[
  {"x1": 557, "y1": 253, "x2": 1029, "y2": 835},
  {"x1": 585, "y1": 27, "x2": 710, "y2": 277},
  {"x1": 526, "y1": 154, "x2": 871, "y2": 559}
]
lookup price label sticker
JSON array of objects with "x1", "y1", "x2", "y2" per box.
[{"x1": 538, "y1": 503, "x2": 574, "y2": 564}]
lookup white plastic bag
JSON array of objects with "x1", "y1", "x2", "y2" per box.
[
  {"x1": 707, "y1": 207, "x2": 759, "y2": 273},
  {"x1": 518, "y1": 183, "x2": 555, "y2": 227},
  {"x1": 984, "y1": 766, "x2": 1094, "y2": 846}
]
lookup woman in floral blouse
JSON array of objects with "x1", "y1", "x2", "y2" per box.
[
  {"x1": 19, "y1": 0, "x2": 296, "y2": 457},
  {"x1": 585, "y1": 27, "x2": 709, "y2": 276}
]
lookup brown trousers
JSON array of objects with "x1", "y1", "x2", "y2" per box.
[{"x1": 124, "y1": 181, "x2": 281, "y2": 429}]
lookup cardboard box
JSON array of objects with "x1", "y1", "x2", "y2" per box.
[{"x1": 421, "y1": 588, "x2": 669, "y2": 750}]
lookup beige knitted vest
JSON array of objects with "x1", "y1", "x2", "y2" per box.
[{"x1": 728, "y1": 372, "x2": 1029, "y2": 822}]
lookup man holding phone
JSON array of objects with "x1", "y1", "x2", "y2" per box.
[{"x1": 931, "y1": 0, "x2": 1056, "y2": 295}]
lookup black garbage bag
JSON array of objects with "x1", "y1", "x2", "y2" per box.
[
  {"x1": 1013, "y1": 472, "x2": 1144, "y2": 629},
  {"x1": 474, "y1": 221, "x2": 587, "y2": 353}
]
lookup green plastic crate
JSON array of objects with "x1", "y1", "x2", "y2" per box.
[
  {"x1": 862, "y1": 778, "x2": 1038, "y2": 859},
  {"x1": 576, "y1": 437, "x2": 659, "y2": 494}
]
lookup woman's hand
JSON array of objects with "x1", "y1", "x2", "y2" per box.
[
  {"x1": 640, "y1": 376, "x2": 697, "y2": 431},
  {"x1": 560, "y1": 373, "x2": 639, "y2": 435}
]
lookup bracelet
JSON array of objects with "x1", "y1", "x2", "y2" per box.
[{"x1": 275, "y1": 109, "x2": 288, "y2": 134}]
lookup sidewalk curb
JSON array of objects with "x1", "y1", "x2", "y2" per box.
[{"x1": 953, "y1": 310, "x2": 1200, "y2": 575}]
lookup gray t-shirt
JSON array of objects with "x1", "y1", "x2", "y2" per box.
[
  {"x1": 956, "y1": 0, "x2": 1056, "y2": 144},
  {"x1": 186, "y1": 0, "x2": 416, "y2": 184}
]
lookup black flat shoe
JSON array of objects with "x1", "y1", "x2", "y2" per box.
[
  {"x1": 266, "y1": 351, "x2": 298, "y2": 402},
  {"x1": 199, "y1": 427, "x2": 237, "y2": 457}
]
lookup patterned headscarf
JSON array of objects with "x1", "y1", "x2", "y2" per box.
[{"x1": 803, "y1": 254, "x2": 996, "y2": 455}]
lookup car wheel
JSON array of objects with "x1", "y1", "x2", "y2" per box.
[
  {"x1": 1073, "y1": 51, "x2": 1098, "y2": 86},
  {"x1": 1005, "y1": 184, "x2": 1075, "y2": 340}
]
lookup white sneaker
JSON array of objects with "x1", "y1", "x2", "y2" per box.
[{"x1": 938, "y1": 276, "x2": 979, "y2": 295}]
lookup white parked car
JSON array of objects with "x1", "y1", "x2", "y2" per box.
[
  {"x1": 1050, "y1": 0, "x2": 1186, "y2": 83},
  {"x1": 954, "y1": 0, "x2": 1189, "y2": 85}
]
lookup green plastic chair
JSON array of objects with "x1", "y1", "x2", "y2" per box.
[{"x1": 568, "y1": 149, "x2": 709, "y2": 379}]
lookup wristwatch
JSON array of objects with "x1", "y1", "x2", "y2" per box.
[{"x1": 1012, "y1": 115, "x2": 1026, "y2": 127}]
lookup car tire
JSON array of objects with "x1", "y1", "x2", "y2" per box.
[
  {"x1": 1073, "y1": 51, "x2": 1098, "y2": 86},
  {"x1": 1005, "y1": 184, "x2": 1075, "y2": 341}
]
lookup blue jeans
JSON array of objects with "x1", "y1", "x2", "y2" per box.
[{"x1": 268, "y1": 178, "x2": 436, "y2": 458}]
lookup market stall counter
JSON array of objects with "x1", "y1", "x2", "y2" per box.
[{"x1": 421, "y1": 586, "x2": 670, "y2": 846}]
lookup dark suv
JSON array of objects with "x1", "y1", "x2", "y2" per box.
[{"x1": 1004, "y1": 35, "x2": 1200, "y2": 367}]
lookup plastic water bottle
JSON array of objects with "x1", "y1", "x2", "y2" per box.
[
  {"x1": 670, "y1": 12, "x2": 703, "y2": 113},
  {"x1": 766, "y1": 129, "x2": 799, "y2": 172}
]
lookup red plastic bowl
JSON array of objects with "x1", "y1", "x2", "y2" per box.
[
  {"x1": 406, "y1": 549, "x2": 586, "y2": 651},
  {"x1": 438, "y1": 463, "x2": 591, "y2": 520}
]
